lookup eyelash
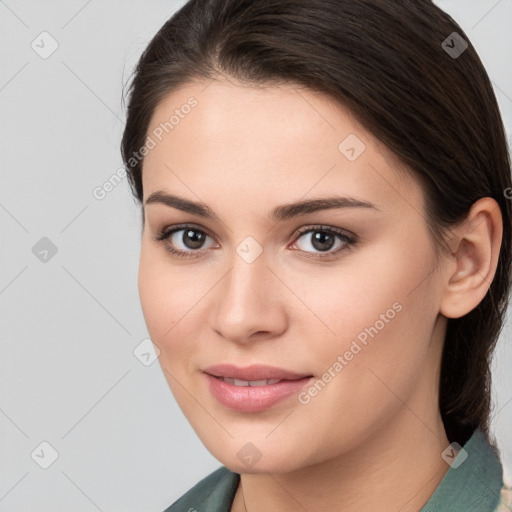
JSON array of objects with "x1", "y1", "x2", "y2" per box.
[{"x1": 152, "y1": 223, "x2": 358, "y2": 261}]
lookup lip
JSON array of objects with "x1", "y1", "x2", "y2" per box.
[
  {"x1": 202, "y1": 364, "x2": 314, "y2": 412},
  {"x1": 202, "y1": 363, "x2": 312, "y2": 381}
]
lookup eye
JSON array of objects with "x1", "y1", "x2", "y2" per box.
[
  {"x1": 153, "y1": 224, "x2": 216, "y2": 259},
  {"x1": 290, "y1": 225, "x2": 357, "y2": 259},
  {"x1": 153, "y1": 223, "x2": 357, "y2": 260}
]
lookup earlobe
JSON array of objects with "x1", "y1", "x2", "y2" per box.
[{"x1": 439, "y1": 197, "x2": 503, "y2": 319}]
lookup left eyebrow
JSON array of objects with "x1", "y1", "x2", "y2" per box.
[
  {"x1": 144, "y1": 190, "x2": 379, "y2": 223},
  {"x1": 270, "y1": 196, "x2": 379, "y2": 222}
]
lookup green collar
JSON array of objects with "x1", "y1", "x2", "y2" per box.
[
  {"x1": 166, "y1": 428, "x2": 503, "y2": 511},
  {"x1": 419, "y1": 428, "x2": 503, "y2": 511}
]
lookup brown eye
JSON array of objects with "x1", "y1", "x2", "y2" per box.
[
  {"x1": 176, "y1": 228, "x2": 207, "y2": 250},
  {"x1": 154, "y1": 225, "x2": 216, "y2": 259},
  {"x1": 291, "y1": 225, "x2": 357, "y2": 259}
]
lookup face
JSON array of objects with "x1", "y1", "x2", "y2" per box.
[{"x1": 138, "y1": 78, "x2": 449, "y2": 474}]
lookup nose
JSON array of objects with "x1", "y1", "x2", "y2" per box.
[{"x1": 209, "y1": 247, "x2": 288, "y2": 344}]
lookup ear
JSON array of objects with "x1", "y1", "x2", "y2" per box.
[{"x1": 439, "y1": 197, "x2": 503, "y2": 319}]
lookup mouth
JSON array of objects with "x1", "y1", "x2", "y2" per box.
[{"x1": 202, "y1": 364, "x2": 314, "y2": 412}]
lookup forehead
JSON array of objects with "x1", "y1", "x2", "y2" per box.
[{"x1": 142, "y1": 79, "x2": 422, "y2": 217}]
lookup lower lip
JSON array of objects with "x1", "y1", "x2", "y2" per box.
[{"x1": 204, "y1": 373, "x2": 314, "y2": 412}]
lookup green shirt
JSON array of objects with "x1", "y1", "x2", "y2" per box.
[{"x1": 164, "y1": 428, "x2": 510, "y2": 511}]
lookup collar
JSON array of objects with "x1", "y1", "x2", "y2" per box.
[{"x1": 419, "y1": 428, "x2": 504, "y2": 511}]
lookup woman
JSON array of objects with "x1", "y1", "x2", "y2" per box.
[{"x1": 121, "y1": 1, "x2": 512, "y2": 510}]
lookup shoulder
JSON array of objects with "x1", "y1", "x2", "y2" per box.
[
  {"x1": 495, "y1": 480, "x2": 512, "y2": 511},
  {"x1": 162, "y1": 465, "x2": 239, "y2": 512}
]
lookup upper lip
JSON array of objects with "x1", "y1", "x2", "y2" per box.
[{"x1": 203, "y1": 364, "x2": 312, "y2": 381}]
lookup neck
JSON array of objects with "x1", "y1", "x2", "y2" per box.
[{"x1": 232, "y1": 410, "x2": 450, "y2": 512}]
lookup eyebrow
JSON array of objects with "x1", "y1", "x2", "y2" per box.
[{"x1": 144, "y1": 190, "x2": 379, "y2": 223}]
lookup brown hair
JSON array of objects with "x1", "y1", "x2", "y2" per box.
[{"x1": 121, "y1": 0, "x2": 512, "y2": 445}]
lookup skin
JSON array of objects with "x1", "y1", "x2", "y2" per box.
[{"x1": 138, "y1": 77, "x2": 503, "y2": 512}]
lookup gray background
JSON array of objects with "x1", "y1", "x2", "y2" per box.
[{"x1": 0, "y1": 1, "x2": 511, "y2": 510}]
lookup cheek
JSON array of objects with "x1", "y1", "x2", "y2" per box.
[
  {"x1": 301, "y1": 236, "x2": 433, "y2": 362},
  {"x1": 137, "y1": 246, "x2": 190, "y2": 372},
  {"x1": 138, "y1": 243, "x2": 198, "y2": 338},
  {"x1": 293, "y1": 242, "x2": 426, "y2": 348},
  {"x1": 138, "y1": 252, "x2": 198, "y2": 407},
  {"x1": 138, "y1": 247, "x2": 169, "y2": 340},
  {"x1": 137, "y1": 243, "x2": 215, "y2": 377},
  {"x1": 304, "y1": 237, "x2": 439, "y2": 409}
]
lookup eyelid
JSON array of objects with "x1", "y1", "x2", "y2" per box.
[
  {"x1": 292, "y1": 224, "x2": 356, "y2": 241},
  {"x1": 154, "y1": 222, "x2": 215, "y2": 241}
]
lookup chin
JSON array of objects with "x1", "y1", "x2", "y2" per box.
[
  {"x1": 223, "y1": 457, "x2": 299, "y2": 475},
  {"x1": 205, "y1": 441, "x2": 311, "y2": 475}
]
